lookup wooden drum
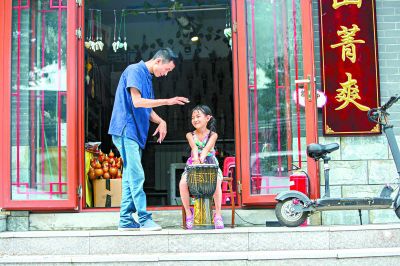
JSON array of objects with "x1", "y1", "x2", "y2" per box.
[
  {"x1": 186, "y1": 164, "x2": 219, "y2": 229},
  {"x1": 186, "y1": 164, "x2": 218, "y2": 198}
]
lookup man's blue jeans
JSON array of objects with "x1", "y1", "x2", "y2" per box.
[{"x1": 112, "y1": 134, "x2": 152, "y2": 226}]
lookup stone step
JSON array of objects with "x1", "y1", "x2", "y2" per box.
[
  {"x1": 1, "y1": 248, "x2": 400, "y2": 265},
  {"x1": 26, "y1": 209, "x2": 277, "y2": 231},
  {"x1": 0, "y1": 215, "x2": 6, "y2": 232},
  {"x1": 1, "y1": 224, "x2": 400, "y2": 256}
]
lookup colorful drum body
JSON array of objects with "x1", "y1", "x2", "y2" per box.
[{"x1": 186, "y1": 164, "x2": 218, "y2": 229}]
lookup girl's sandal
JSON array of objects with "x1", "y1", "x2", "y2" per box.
[
  {"x1": 186, "y1": 208, "x2": 194, "y2": 230},
  {"x1": 214, "y1": 214, "x2": 224, "y2": 229}
]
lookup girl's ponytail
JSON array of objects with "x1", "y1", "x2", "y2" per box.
[{"x1": 208, "y1": 116, "x2": 217, "y2": 133}]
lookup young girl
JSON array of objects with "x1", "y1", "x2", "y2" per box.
[{"x1": 179, "y1": 105, "x2": 224, "y2": 229}]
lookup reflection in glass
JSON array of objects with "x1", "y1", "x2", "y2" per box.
[
  {"x1": 246, "y1": 0, "x2": 306, "y2": 195},
  {"x1": 10, "y1": 0, "x2": 68, "y2": 200}
]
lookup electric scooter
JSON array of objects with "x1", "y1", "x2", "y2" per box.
[{"x1": 275, "y1": 95, "x2": 400, "y2": 227}]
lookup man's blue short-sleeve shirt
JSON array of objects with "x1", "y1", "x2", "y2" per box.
[{"x1": 108, "y1": 61, "x2": 154, "y2": 149}]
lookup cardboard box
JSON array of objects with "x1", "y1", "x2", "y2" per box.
[{"x1": 93, "y1": 179, "x2": 122, "y2": 207}]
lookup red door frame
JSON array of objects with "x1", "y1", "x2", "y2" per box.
[
  {"x1": 77, "y1": 0, "x2": 86, "y2": 211},
  {"x1": 78, "y1": 1, "x2": 247, "y2": 212},
  {"x1": 231, "y1": 0, "x2": 246, "y2": 207},
  {"x1": 301, "y1": 0, "x2": 320, "y2": 200},
  {"x1": 235, "y1": 0, "x2": 319, "y2": 206},
  {"x1": 0, "y1": 0, "x2": 12, "y2": 209},
  {"x1": 77, "y1": 0, "x2": 319, "y2": 210},
  {"x1": 0, "y1": 0, "x2": 79, "y2": 210}
]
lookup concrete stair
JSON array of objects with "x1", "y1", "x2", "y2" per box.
[
  {"x1": 0, "y1": 214, "x2": 6, "y2": 232},
  {"x1": 26, "y1": 209, "x2": 277, "y2": 231},
  {"x1": 1, "y1": 224, "x2": 400, "y2": 265}
]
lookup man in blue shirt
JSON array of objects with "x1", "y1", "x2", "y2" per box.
[{"x1": 109, "y1": 48, "x2": 189, "y2": 231}]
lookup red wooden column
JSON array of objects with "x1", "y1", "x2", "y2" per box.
[
  {"x1": 232, "y1": 0, "x2": 250, "y2": 206},
  {"x1": 0, "y1": 0, "x2": 12, "y2": 208},
  {"x1": 301, "y1": 0, "x2": 319, "y2": 199},
  {"x1": 77, "y1": 0, "x2": 86, "y2": 210}
]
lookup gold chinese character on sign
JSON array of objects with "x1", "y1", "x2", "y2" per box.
[
  {"x1": 332, "y1": 0, "x2": 362, "y2": 9},
  {"x1": 335, "y1": 72, "x2": 370, "y2": 111},
  {"x1": 330, "y1": 24, "x2": 365, "y2": 63}
]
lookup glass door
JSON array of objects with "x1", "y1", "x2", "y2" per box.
[
  {"x1": 233, "y1": 0, "x2": 319, "y2": 205},
  {"x1": 0, "y1": 0, "x2": 80, "y2": 210}
]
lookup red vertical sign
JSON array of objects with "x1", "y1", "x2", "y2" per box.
[{"x1": 319, "y1": 0, "x2": 380, "y2": 135}]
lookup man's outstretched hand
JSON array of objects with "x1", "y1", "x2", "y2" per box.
[
  {"x1": 153, "y1": 97, "x2": 189, "y2": 143},
  {"x1": 167, "y1": 97, "x2": 190, "y2": 105},
  {"x1": 153, "y1": 120, "x2": 167, "y2": 143}
]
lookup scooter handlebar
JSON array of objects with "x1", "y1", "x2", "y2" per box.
[
  {"x1": 381, "y1": 95, "x2": 400, "y2": 111},
  {"x1": 368, "y1": 95, "x2": 400, "y2": 124}
]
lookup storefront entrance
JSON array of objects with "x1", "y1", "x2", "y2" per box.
[
  {"x1": 82, "y1": 1, "x2": 235, "y2": 209},
  {"x1": 0, "y1": 0, "x2": 319, "y2": 211}
]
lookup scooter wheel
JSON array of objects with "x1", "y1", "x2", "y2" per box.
[{"x1": 275, "y1": 198, "x2": 308, "y2": 227}]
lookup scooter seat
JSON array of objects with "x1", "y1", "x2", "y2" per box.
[{"x1": 307, "y1": 143, "x2": 339, "y2": 160}]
